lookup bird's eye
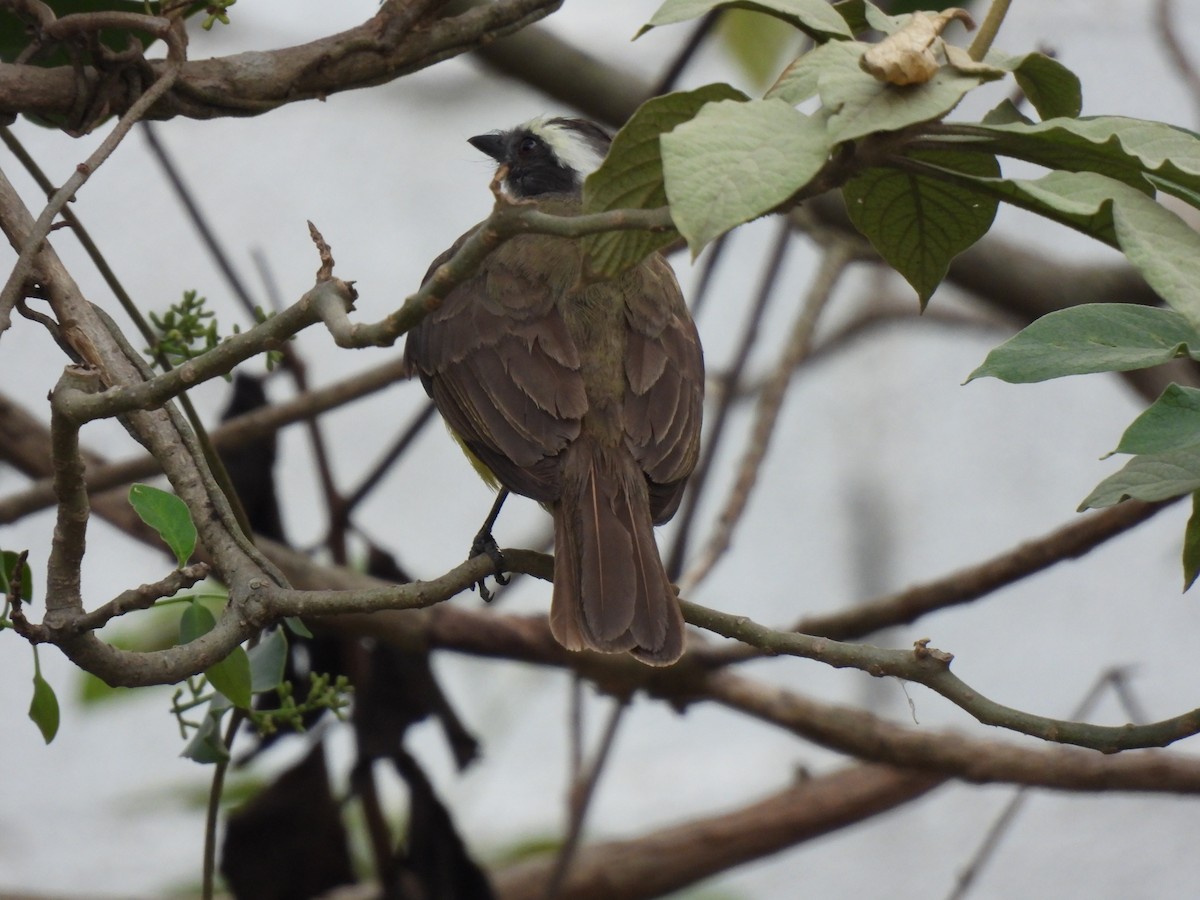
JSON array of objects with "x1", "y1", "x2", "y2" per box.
[{"x1": 517, "y1": 136, "x2": 540, "y2": 158}]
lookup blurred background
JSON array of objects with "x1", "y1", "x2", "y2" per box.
[{"x1": 2, "y1": 1, "x2": 1200, "y2": 896}]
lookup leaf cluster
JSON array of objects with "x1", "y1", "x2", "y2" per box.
[{"x1": 584, "y1": 0, "x2": 1200, "y2": 589}]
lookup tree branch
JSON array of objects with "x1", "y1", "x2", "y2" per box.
[{"x1": 0, "y1": 1, "x2": 563, "y2": 130}]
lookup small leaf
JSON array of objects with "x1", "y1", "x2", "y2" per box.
[
  {"x1": 179, "y1": 598, "x2": 217, "y2": 644},
  {"x1": 582, "y1": 83, "x2": 748, "y2": 277},
  {"x1": 662, "y1": 98, "x2": 833, "y2": 252},
  {"x1": 29, "y1": 649, "x2": 60, "y2": 744},
  {"x1": 179, "y1": 598, "x2": 252, "y2": 708},
  {"x1": 284, "y1": 616, "x2": 313, "y2": 638},
  {"x1": 0, "y1": 550, "x2": 33, "y2": 602},
  {"x1": 182, "y1": 705, "x2": 230, "y2": 764},
  {"x1": 968, "y1": 304, "x2": 1200, "y2": 384},
  {"x1": 1111, "y1": 385, "x2": 1200, "y2": 457},
  {"x1": 129, "y1": 484, "x2": 197, "y2": 567},
  {"x1": 207, "y1": 646, "x2": 253, "y2": 709},
  {"x1": 1079, "y1": 446, "x2": 1200, "y2": 510},
  {"x1": 844, "y1": 147, "x2": 999, "y2": 306},
  {"x1": 1006, "y1": 52, "x2": 1082, "y2": 119},
  {"x1": 249, "y1": 627, "x2": 288, "y2": 694},
  {"x1": 638, "y1": 0, "x2": 852, "y2": 41},
  {"x1": 1184, "y1": 492, "x2": 1200, "y2": 591}
]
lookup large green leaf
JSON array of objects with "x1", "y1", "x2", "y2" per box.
[
  {"x1": 968, "y1": 304, "x2": 1200, "y2": 383},
  {"x1": 766, "y1": 38, "x2": 863, "y2": 105},
  {"x1": 1111, "y1": 384, "x2": 1200, "y2": 456},
  {"x1": 582, "y1": 84, "x2": 748, "y2": 278},
  {"x1": 958, "y1": 171, "x2": 1200, "y2": 331},
  {"x1": 844, "y1": 147, "x2": 999, "y2": 306},
  {"x1": 662, "y1": 98, "x2": 833, "y2": 252},
  {"x1": 819, "y1": 53, "x2": 1001, "y2": 143},
  {"x1": 638, "y1": 0, "x2": 853, "y2": 41},
  {"x1": 718, "y1": 10, "x2": 804, "y2": 87},
  {"x1": 1079, "y1": 446, "x2": 1200, "y2": 510},
  {"x1": 968, "y1": 117, "x2": 1200, "y2": 200},
  {"x1": 129, "y1": 483, "x2": 196, "y2": 568}
]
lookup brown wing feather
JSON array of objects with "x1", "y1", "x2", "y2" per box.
[
  {"x1": 621, "y1": 253, "x2": 705, "y2": 522},
  {"x1": 403, "y1": 231, "x2": 587, "y2": 503}
]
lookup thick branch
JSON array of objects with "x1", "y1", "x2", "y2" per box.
[
  {"x1": 0, "y1": 1, "x2": 563, "y2": 129},
  {"x1": 491, "y1": 765, "x2": 943, "y2": 899}
]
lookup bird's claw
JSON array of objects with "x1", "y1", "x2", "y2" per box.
[{"x1": 470, "y1": 527, "x2": 508, "y2": 602}]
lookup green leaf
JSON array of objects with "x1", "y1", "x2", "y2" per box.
[
  {"x1": 248, "y1": 627, "x2": 288, "y2": 693},
  {"x1": 819, "y1": 53, "x2": 1001, "y2": 144},
  {"x1": 830, "y1": 0, "x2": 902, "y2": 35},
  {"x1": 718, "y1": 10, "x2": 803, "y2": 87},
  {"x1": 128, "y1": 484, "x2": 196, "y2": 567},
  {"x1": 284, "y1": 616, "x2": 313, "y2": 638},
  {"x1": 766, "y1": 37, "x2": 863, "y2": 105},
  {"x1": 844, "y1": 148, "x2": 999, "y2": 306},
  {"x1": 0, "y1": 549, "x2": 33, "y2": 602},
  {"x1": 28, "y1": 648, "x2": 59, "y2": 744},
  {"x1": 1183, "y1": 492, "x2": 1200, "y2": 591},
  {"x1": 1004, "y1": 52, "x2": 1082, "y2": 120},
  {"x1": 206, "y1": 646, "x2": 253, "y2": 709},
  {"x1": 1111, "y1": 384, "x2": 1200, "y2": 456},
  {"x1": 182, "y1": 705, "x2": 230, "y2": 764},
  {"x1": 179, "y1": 598, "x2": 252, "y2": 707},
  {"x1": 958, "y1": 171, "x2": 1200, "y2": 332},
  {"x1": 1079, "y1": 446, "x2": 1200, "y2": 510},
  {"x1": 662, "y1": 98, "x2": 833, "y2": 252},
  {"x1": 638, "y1": 0, "x2": 853, "y2": 41},
  {"x1": 968, "y1": 304, "x2": 1200, "y2": 383},
  {"x1": 969, "y1": 117, "x2": 1200, "y2": 201},
  {"x1": 179, "y1": 598, "x2": 217, "y2": 644},
  {"x1": 582, "y1": 84, "x2": 748, "y2": 277}
]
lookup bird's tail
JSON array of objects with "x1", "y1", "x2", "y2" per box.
[{"x1": 550, "y1": 441, "x2": 685, "y2": 665}]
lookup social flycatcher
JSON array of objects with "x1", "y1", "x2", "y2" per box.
[{"x1": 403, "y1": 117, "x2": 704, "y2": 665}]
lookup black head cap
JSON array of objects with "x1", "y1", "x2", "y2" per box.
[{"x1": 468, "y1": 117, "x2": 611, "y2": 198}]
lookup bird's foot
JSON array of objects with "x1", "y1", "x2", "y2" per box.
[{"x1": 470, "y1": 526, "x2": 509, "y2": 602}]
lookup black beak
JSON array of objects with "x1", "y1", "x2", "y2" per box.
[{"x1": 468, "y1": 132, "x2": 507, "y2": 162}]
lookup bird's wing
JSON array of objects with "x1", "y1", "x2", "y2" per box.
[
  {"x1": 403, "y1": 234, "x2": 588, "y2": 502},
  {"x1": 621, "y1": 253, "x2": 705, "y2": 524}
]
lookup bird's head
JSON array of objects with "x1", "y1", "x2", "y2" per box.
[{"x1": 469, "y1": 117, "x2": 612, "y2": 199}]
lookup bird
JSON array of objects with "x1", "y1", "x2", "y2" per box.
[{"x1": 403, "y1": 116, "x2": 704, "y2": 665}]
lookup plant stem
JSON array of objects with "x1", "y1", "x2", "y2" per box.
[{"x1": 968, "y1": 0, "x2": 1012, "y2": 60}]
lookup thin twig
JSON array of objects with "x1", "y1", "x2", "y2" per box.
[
  {"x1": 680, "y1": 241, "x2": 853, "y2": 594},
  {"x1": 683, "y1": 602, "x2": 1200, "y2": 752},
  {"x1": 0, "y1": 15, "x2": 184, "y2": 335},
  {"x1": 544, "y1": 697, "x2": 629, "y2": 900},
  {"x1": 667, "y1": 218, "x2": 792, "y2": 578},
  {"x1": 945, "y1": 667, "x2": 1145, "y2": 900}
]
